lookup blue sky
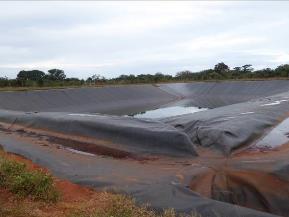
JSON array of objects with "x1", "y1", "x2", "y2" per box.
[{"x1": 0, "y1": 1, "x2": 289, "y2": 79}]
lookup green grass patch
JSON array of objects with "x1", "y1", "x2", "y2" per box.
[{"x1": 0, "y1": 156, "x2": 59, "y2": 202}]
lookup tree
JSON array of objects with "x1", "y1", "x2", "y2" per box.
[
  {"x1": 255, "y1": 68, "x2": 274, "y2": 78},
  {"x1": 92, "y1": 74, "x2": 105, "y2": 83},
  {"x1": 233, "y1": 67, "x2": 242, "y2": 72},
  {"x1": 86, "y1": 74, "x2": 106, "y2": 85},
  {"x1": 0, "y1": 76, "x2": 9, "y2": 87},
  {"x1": 154, "y1": 72, "x2": 166, "y2": 82},
  {"x1": 47, "y1": 69, "x2": 66, "y2": 80},
  {"x1": 17, "y1": 70, "x2": 45, "y2": 81},
  {"x1": 175, "y1": 70, "x2": 194, "y2": 80},
  {"x1": 241, "y1": 64, "x2": 254, "y2": 73},
  {"x1": 214, "y1": 62, "x2": 230, "y2": 75},
  {"x1": 16, "y1": 70, "x2": 45, "y2": 86},
  {"x1": 275, "y1": 64, "x2": 289, "y2": 77}
]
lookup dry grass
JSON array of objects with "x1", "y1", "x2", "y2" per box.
[{"x1": 68, "y1": 193, "x2": 198, "y2": 217}]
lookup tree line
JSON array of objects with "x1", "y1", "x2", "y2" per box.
[
  {"x1": 1, "y1": 63, "x2": 289, "y2": 88},
  {"x1": 0, "y1": 69, "x2": 85, "y2": 88}
]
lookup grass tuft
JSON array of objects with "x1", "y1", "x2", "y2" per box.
[{"x1": 0, "y1": 156, "x2": 59, "y2": 202}]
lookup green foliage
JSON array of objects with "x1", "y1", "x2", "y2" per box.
[
  {"x1": 47, "y1": 69, "x2": 66, "y2": 80},
  {"x1": 214, "y1": 62, "x2": 229, "y2": 75},
  {"x1": 110, "y1": 73, "x2": 173, "y2": 84},
  {"x1": 16, "y1": 70, "x2": 46, "y2": 87},
  {"x1": 1, "y1": 62, "x2": 289, "y2": 89},
  {"x1": 241, "y1": 64, "x2": 254, "y2": 73},
  {"x1": 0, "y1": 157, "x2": 59, "y2": 202},
  {"x1": 275, "y1": 64, "x2": 289, "y2": 77},
  {"x1": 0, "y1": 77, "x2": 10, "y2": 87},
  {"x1": 0, "y1": 160, "x2": 26, "y2": 185}
]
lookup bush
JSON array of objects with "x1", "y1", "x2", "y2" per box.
[{"x1": 0, "y1": 157, "x2": 59, "y2": 202}]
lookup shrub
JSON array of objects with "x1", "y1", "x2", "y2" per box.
[{"x1": 0, "y1": 157, "x2": 59, "y2": 202}]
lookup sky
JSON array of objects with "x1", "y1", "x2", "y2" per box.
[{"x1": 0, "y1": 1, "x2": 289, "y2": 79}]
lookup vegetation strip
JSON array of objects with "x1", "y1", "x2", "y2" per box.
[{"x1": 1, "y1": 63, "x2": 289, "y2": 89}]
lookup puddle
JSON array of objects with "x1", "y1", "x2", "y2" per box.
[
  {"x1": 127, "y1": 106, "x2": 207, "y2": 119},
  {"x1": 64, "y1": 147, "x2": 95, "y2": 156},
  {"x1": 240, "y1": 112, "x2": 255, "y2": 115},
  {"x1": 68, "y1": 113, "x2": 100, "y2": 117},
  {"x1": 253, "y1": 118, "x2": 289, "y2": 149},
  {"x1": 260, "y1": 99, "x2": 289, "y2": 107}
]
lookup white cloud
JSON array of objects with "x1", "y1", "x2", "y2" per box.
[
  {"x1": 274, "y1": 53, "x2": 289, "y2": 63},
  {"x1": 0, "y1": 1, "x2": 288, "y2": 78}
]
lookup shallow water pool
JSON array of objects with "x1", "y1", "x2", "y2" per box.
[
  {"x1": 127, "y1": 106, "x2": 207, "y2": 119},
  {"x1": 253, "y1": 117, "x2": 289, "y2": 149}
]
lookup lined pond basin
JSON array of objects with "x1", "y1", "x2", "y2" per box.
[{"x1": 126, "y1": 106, "x2": 207, "y2": 119}]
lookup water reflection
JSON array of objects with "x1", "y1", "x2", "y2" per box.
[
  {"x1": 127, "y1": 106, "x2": 207, "y2": 119},
  {"x1": 254, "y1": 118, "x2": 289, "y2": 149}
]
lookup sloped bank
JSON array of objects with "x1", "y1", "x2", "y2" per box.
[
  {"x1": 0, "y1": 84, "x2": 176, "y2": 114},
  {"x1": 1, "y1": 81, "x2": 289, "y2": 217}
]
